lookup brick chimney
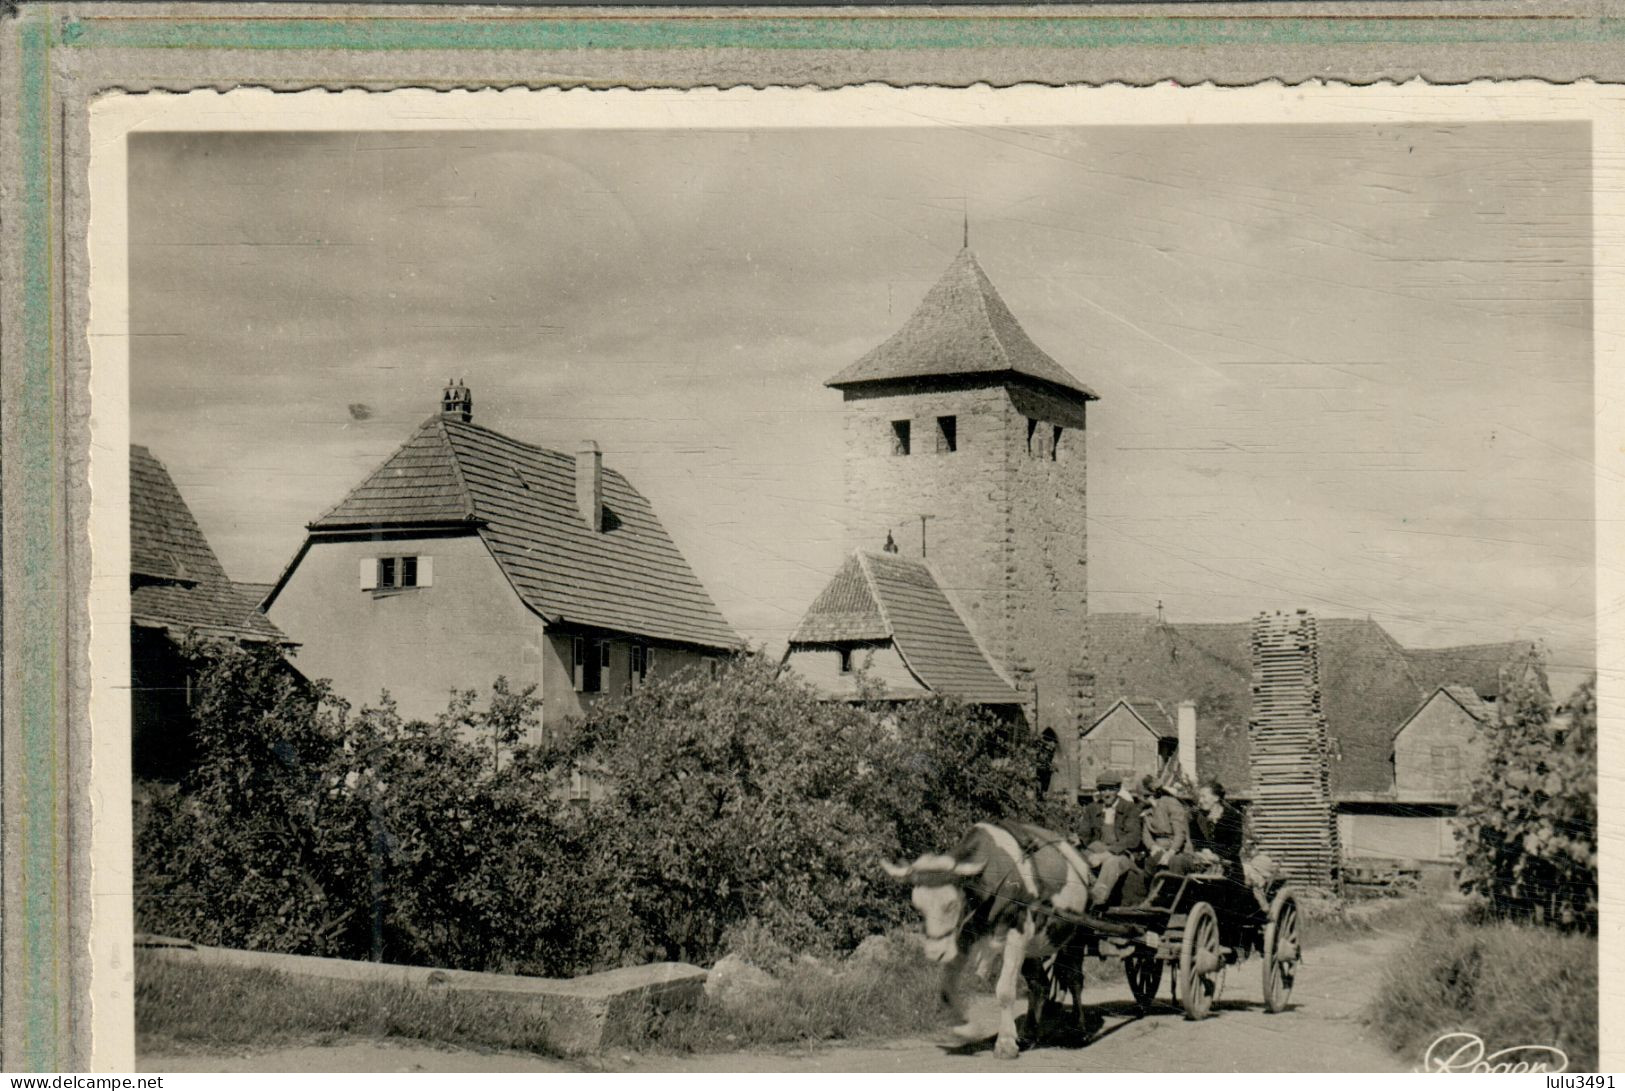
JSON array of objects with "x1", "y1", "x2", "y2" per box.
[
  {"x1": 1177, "y1": 699, "x2": 1198, "y2": 781},
  {"x1": 442, "y1": 378, "x2": 472, "y2": 423},
  {"x1": 576, "y1": 441, "x2": 602, "y2": 532}
]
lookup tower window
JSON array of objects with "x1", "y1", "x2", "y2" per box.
[
  {"x1": 891, "y1": 420, "x2": 911, "y2": 456},
  {"x1": 1026, "y1": 417, "x2": 1039, "y2": 457},
  {"x1": 1051, "y1": 426, "x2": 1063, "y2": 461},
  {"x1": 936, "y1": 415, "x2": 957, "y2": 453}
]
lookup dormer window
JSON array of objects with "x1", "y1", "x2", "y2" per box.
[
  {"x1": 1051, "y1": 425, "x2": 1063, "y2": 461},
  {"x1": 1026, "y1": 417, "x2": 1039, "y2": 456},
  {"x1": 936, "y1": 416, "x2": 957, "y2": 453},
  {"x1": 891, "y1": 420, "x2": 911, "y2": 456}
]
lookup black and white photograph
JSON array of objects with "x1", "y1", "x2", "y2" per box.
[{"x1": 91, "y1": 85, "x2": 1606, "y2": 1074}]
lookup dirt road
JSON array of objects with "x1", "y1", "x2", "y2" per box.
[{"x1": 142, "y1": 929, "x2": 1408, "y2": 1073}]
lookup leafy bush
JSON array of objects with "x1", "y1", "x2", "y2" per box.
[
  {"x1": 555, "y1": 655, "x2": 1053, "y2": 964},
  {"x1": 1455, "y1": 647, "x2": 1596, "y2": 932},
  {"x1": 1367, "y1": 916, "x2": 1597, "y2": 1071},
  {"x1": 137, "y1": 643, "x2": 1055, "y2": 977}
]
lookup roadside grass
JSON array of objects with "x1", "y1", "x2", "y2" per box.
[
  {"x1": 1366, "y1": 917, "x2": 1597, "y2": 1072},
  {"x1": 1300, "y1": 894, "x2": 1453, "y2": 946},
  {"x1": 639, "y1": 939, "x2": 950, "y2": 1053},
  {"x1": 136, "y1": 939, "x2": 954, "y2": 1060},
  {"x1": 135, "y1": 951, "x2": 563, "y2": 1059}
]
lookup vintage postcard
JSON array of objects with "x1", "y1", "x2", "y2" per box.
[{"x1": 79, "y1": 82, "x2": 1617, "y2": 1074}]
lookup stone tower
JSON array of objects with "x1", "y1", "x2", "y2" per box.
[{"x1": 825, "y1": 247, "x2": 1098, "y2": 795}]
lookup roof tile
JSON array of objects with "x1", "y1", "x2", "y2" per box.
[
  {"x1": 789, "y1": 550, "x2": 1020, "y2": 704},
  {"x1": 130, "y1": 446, "x2": 287, "y2": 643},
  {"x1": 826, "y1": 249, "x2": 1097, "y2": 400},
  {"x1": 307, "y1": 418, "x2": 739, "y2": 651}
]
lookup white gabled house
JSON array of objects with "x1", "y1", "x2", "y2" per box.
[{"x1": 263, "y1": 381, "x2": 741, "y2": 741}]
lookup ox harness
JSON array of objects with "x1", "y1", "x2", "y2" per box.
[{"x1": 975, "y1": 822, "x2": 1137, "y2": 938}]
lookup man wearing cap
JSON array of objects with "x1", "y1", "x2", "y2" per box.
[{"x1": 1083, "y1": 772, "x2": 1144, "y2": 907}]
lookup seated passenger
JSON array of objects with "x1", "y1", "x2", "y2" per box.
[
  {"x1": 1168, "y1": 779, "x2": 1244, "y2": 880},
  {"x1": 1082, "y1": 772, "x2": 1144, "y2": 907},
  {"x1": 1143, "y1": 780, "x2": 1192, "y2": 872}
]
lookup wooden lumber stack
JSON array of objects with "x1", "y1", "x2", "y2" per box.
[{"x1": 1248, "y1": 610, "x2": 1340, "y2": 889}]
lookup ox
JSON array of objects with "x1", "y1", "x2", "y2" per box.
[{"x1": 882, "y1": 821, "x2": 1094, "y2": 1059}]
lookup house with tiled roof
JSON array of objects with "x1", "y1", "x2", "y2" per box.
[
  {"x1": 263, "y1": 382, "x2": 740, "y2": 729},
  {"x1": 131, "y1": 444, "x2": 291, "y2": 779},
  {"x1": 1079, "y1": 697, "x2": 1179, "y2": 792},
  {"x1": 783, "y1": 550, "x2": 1022, "y2": 707},
  {"x1": 783, "y1": 246, "x2": 1098, "y2": 795},
  {"x1": 1088, "y1": 611, "x2": 1538, "y2": 867}
]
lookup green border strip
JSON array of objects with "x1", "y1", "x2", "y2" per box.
[
  {"x1": 55, "y1": 14, "x2": 1625, "y2": 51},
  {"x1": 15, "y1": 13, "x2": 61, "y2": 1074}
]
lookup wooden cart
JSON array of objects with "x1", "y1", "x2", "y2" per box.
[{"x1": 1098, "y1": 869, "x2": 1302, "y2": 1020}]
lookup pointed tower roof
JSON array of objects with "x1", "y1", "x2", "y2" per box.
[{"x1": 826, "y1": 248, "x2": 1097, "y2": 400}]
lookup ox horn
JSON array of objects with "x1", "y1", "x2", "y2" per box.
[
  {"x1": 952, "y1": 859, "x2": 986, "y2": 877},
  {"x1": 880, "y1": 859, "x2": 915, "y2": 880}
]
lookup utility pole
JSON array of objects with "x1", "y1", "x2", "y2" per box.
[{"x1": 919, "y1": 514, "x2": 935, "y2": 559}]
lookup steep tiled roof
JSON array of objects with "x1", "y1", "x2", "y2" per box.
[
  {"x1": 130, "y1": 445, "x2": 287, "y2": 644},
  {"x1": 788, "y1": 554, "x2": 888, "y2": 643},
  {"x1": 1126, "y1": 698, "x2": 1176, "y2": 738},
  {"x1": 1089, "y1": 613, "x2": 1464, "y2": 796},
  {"x1": 826, "y1": 248, "x2": 1097, "y2": 400},
  {"x1": 310, "y1": 419, "x2": 476, "y2": 529},
  {"x1": 238, "y1": 582, "x2": 276, "y2": 608},
  {"x1": 789, "y1": 550, "x2": 1020, "y2": 705},
  {"x1": 1406, "y1": 642, "x2": 1531, "y2": 700},
  {"x1": 305, "y1": 418, "x2": 739, "y2": 651}
]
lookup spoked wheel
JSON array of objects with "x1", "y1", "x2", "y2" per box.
[
  {"x1": 1178, "y1": 901, "x2": 1224, "y2": 1021},
  {"x1": 1262, "y1": 889, "x2": 1301, "y2": 1013},
  {"x1": 1124, "y1": 950, "x2": 1163, "y2": 1012}
]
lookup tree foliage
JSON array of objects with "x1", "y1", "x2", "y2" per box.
[
  {"x1": 1456, "y1": 647, "x2": 1597, "y2": 933},
  {"x1": 136, "y1": 643, "x2": 1057, "y2": 975}
]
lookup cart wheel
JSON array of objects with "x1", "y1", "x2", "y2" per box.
[
  {"x1": 1262, "y1": 889, "x2": 1301, "y2": 1013},
  {"x1": 1178, "y1": 901, "x2": 1223, "y2": 1021},
  {"x1": 1125, "y1": 951, "x2": 1163, "y2": 1012}
]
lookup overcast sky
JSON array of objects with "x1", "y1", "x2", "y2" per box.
[{"x1": 129, "y1": 122, "x2": 1595, "y2": 685}]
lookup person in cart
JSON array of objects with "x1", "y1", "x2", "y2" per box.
[
  {"x1": 1081, "y1": 772, "x2": 1146, "y2": 907},
  {"x1": 1142, "y1": 778, "x2": 1192, "y2": 872}
]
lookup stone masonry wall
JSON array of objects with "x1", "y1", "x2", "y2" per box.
[{"x1": 841, "y1": 380, "x2": 1089, "y2": 795}]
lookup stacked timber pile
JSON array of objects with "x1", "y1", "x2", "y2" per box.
[{"x1": 1248, "y1": 610, "x2": 1340, "y2": 889}]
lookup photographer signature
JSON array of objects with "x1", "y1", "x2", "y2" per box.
[{"x1": 1420, "y1": 1032, "x2": 1570, "y2": 1073}]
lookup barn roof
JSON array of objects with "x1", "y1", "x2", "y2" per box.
[
  {"x1": 130, "y1": 445, "x2": 288, "y2": 644},
  {"x1": 788, "y1": 550, "x2": 1021, "y2": 705},
  {"x1": 1406, "y1": 642, "x2": 1532, "y2": 700},
  {"x1": 825, "y1": 248, "x2": 1097, "y2": 401},
  {"x1": 295, "y1": 416, "x2": 740, "y2": 652},
  {"x1": 1088, "y1": 613, "x2": 1467, "y2": 796}
]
